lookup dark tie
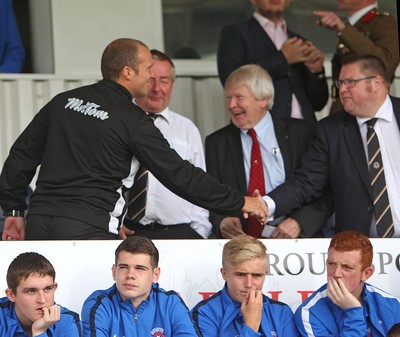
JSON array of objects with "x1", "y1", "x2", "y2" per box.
[
  {"x1": 366, "y1": 118, "x2": 394, "y2": 237},
  {"x1": 247, "y1": 128, "x2": 265, "y2": 238},
  {"x1": 126, "y1": 166, "x2": 148, "y2": 223},
  {"x1": 125, "y1": 113, "x2": 159, "y2": 223}
]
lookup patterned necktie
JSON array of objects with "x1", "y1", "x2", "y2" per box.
[
  {"x1": 247, "y1": 128, "x2": 265, "y2": 238},
  {"x1": 366, "y1": 118, "x2": 394, "y2": 237},
  {"x1": 125, "y1": 113, "x2": 159, "y2": 223},
  {"x1": 126, "y1": 166, "x2": 148, "y2": 223}
]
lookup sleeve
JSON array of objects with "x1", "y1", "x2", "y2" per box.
[
  {"x1": 303, "y1": 68, "x2": 329, "y2": 112},
  {"x1": 0, "y1": 0, "x2": 25, "y2": 73},
  {"x1": 279, "y1": 305, "x2": 300, "y2": 337},
  {"x1": 60, "y1": 310, "x2": 83, "y2": 337},
  {"x1": 295, "y1": 304, "x2": 367, "y2": 337},
  {"x1": 0, "y1": 106, "x2": 49, "y2": 211},
  {"x1": 187, "y1": 126, "x2": 212, "y2": 238},
  {"x1": 169, "y1": 297, "x2": 201, "y2": 337},
  {"x1": 268, "y1": 123, "x2": 330, "y2": 218},
  {"x1": 339, "y1": 17, "x2": 399, "y2": 79},
  {"x1": 130, "y1": 117, "x2": 245, "y2": 215},
  {"x1": 81, "y1": 296, "x2": 112, "y2": 337},
  {"x1": 191, "y1": 304, "x2": 221, "y2": 337}
]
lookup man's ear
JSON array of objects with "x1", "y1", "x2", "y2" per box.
[
  {"x1": 152, "y1": 267, "x2": 161, "y2": 283},
  {"x1": 112, "y1": 264, "x2": 117, "y2": 281},
  {"x1": 361, "y1": 266, "x2": 374, "y2": 282},
  {"x1": 5, "y1": 288, "x2": 16, "y2": 302},
  {"x1": 220, "y1": 267, "x2": 228, "y2": 282},
  {"x1": 120, "y1": 66, "x2": 135, "y2": 80}
]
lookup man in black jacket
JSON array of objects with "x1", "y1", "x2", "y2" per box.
[{"x1": 0, "y1": 38, "x2": 267, "y2": 241}]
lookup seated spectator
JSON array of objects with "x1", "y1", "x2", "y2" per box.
[
  {"x1": 191, "y1": 234, "x2": 299, "y2": 337},
  {"x1": 206, "y1": 64, "x2": 331, "y2": 239},
  {"x1": 81, "y1": 236, "x2": 198, "y2": 336},
  {"x1": 295, "y1": 231, "x2": 400, "y2": 337},
  {"x1": 0, "y1": 252, "x2": 82, "y2": 336},
  {"x1": 0, "y1": 0, "x2": 25, "y2": 73},
  {"x1": 122, "y1": 50, "x2": 212, "y2": 239}
]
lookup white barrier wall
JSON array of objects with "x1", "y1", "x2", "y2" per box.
[{"x1": 0, "y1": 239, "x2": 399, "y2": 316}]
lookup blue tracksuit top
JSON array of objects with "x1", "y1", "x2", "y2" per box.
[
  {"x1": 0, "y1": 297, "x2": 82, "y2": 337},
  {"x1": 294, "y1": 282, "x2": 400, "y2": 337},
  {"x1": 190, "y1": 284, "x2": 299, "y2": 337},
  {"x1": 81, "y1": 283, "x2": 200, "y2": 337}
]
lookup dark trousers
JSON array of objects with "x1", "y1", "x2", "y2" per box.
[
  {"x1": 125, "y1": 221, "x2": 203, "y2": 239},
  {"x1": 26, "y1": 215, "x2": 117, "y2": 240}
]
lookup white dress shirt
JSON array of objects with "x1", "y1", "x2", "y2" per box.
[
  {"x1": 357, "y1": 96, "x2": 400, "y2": 237},
  {"x1": 139, "y1": 107, "x2": 212, "y2": 238}
]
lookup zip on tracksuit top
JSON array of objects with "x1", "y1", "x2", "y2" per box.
[
  {"x1": 191, "y1": 284, "x2": 299, "y2": 337},
  {"x1": 81, "y1": 283, "x2": 200, "y2": 337},
  {"x1": 0, "y1": 297, "x2": 82, "y2": 337},
  {"x1": 294, "y1": 283, "x2": 400, "y2": 337}
]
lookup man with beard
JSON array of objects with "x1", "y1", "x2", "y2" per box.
[{"x1": 217, "y1": 0, "x2": 328, "y2": 123}]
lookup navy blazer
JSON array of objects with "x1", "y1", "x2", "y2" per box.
[
  {"x1": 217, "y1": 17, "x2": 329, "y2": 123},
  {"x1": 205, "y1": 115, "x2": 332, "y2": 237},
  {"x1": 269, "y1": 96, "x2": 400, "y2": 235}
]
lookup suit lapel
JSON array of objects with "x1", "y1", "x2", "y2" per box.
[
  {"x1": 391, "y1": 96, "x2": 400, "y2": 130},
  {"x1": 272, "y1": 116, "x2": 291, "y2": 175},
  {"x1": 227, "y1": 125, "x2": 248, "y2": 193},
  {"x1": 247, "y1": 17, "x2": 275, "y2": 47},
  {"x1": 343, "y1": 113, "x2": 372, "y2": 198}
]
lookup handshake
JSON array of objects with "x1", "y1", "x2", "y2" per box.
[{"x1": 241, "y1": 189, "x2": 269, "y2": 224}]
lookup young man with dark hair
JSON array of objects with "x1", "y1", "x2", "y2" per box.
[
  {"x1": 0, "y1": 252, "x2": 82, "y2": 336},
  {"x1": 81, "y1": 236, "x2": 199, "y2": 336}
]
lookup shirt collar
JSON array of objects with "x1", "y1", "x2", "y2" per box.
[
  {"x1": 131, "y1": 100, "x2": 171, "y2": 125},
  {"x1": 240, "y1": 111, "x2": 272, "y2": 138},
  {"x1": 356, "y1": 95, "x2": 393, "y2": 127},
  {"x1": 348, "y1": 3, "x2": 377, "y2": 25},
  {"x1": 253, "y1": 12, "x2": 286, "y2": 32}
]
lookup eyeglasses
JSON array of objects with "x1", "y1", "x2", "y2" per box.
[{"x1": 335, "y1": 76, "x2": 376, "y2": 89}]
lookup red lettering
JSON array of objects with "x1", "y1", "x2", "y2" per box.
[
  {"x1": 198, "y1": 292, "x2": 216, "y2": 300},
  {"x1": 267, "y1": 291, "x2": 282, "y2": 301},
  {"x1": 297, "y1": 290, "x2": 315, "y2": 302}
]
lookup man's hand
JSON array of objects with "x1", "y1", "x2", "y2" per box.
[
  {"x1": 271, "y1": 217, "x2": 301, "y2": 239},
  {"x1": 314, "y1": 11, "x2": 346, "y2": 32},
  {"x1": 2, "y1": 217, "x2": 25, "y2": 241},
  {"x1": 220, "y1": 217, "x2": 245, "y2": 238},
  {"x1": 242, "y1": 190, "x2": 268, "y2": 224},
  {"x1": 281, "y1": 37, "x2": 311, "y2": 65},
  {"x1": 31, "y1": 305, "x2": 61, "y2": 336},
  {"x1": 241, "y1": 289, "x2": 263, "y2": 332},
  {"x1": 118, "y1": 224, "x2": 135, "y2": 240},
  {"x1": 327, "y1": 277, "x2": 361, "y2": 309},
  {"x1": 303, "y1": 40, "x2": 324, "y2": 73}
]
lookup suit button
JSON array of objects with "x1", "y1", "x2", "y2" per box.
[{"x1": 367, "y1": 206, "x2": 372, "y2": 211}]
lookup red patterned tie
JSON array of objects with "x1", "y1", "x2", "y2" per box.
[{"x1": 247, "y1": 128, "x2": 265, "y2": 238}]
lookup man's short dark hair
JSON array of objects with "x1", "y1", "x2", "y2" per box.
[
  {"x1": 101, "y1": 38, "x2": 148, "y2": 80},
  {"x1": 6, "y1": 252, "x2": 56, "y2": 293},
  {"x1": 115, "y1": 236, "x2": 159, "y2": 269}
]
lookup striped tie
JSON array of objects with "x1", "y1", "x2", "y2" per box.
[
  {"x1": 366, "y1": 118, "x2": 394, "y2": 237},
  {"x1": 126, "y1": 166, "x2": 148, "y2": 223}
]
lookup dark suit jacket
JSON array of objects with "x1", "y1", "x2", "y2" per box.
[
  {"x1": 269, "y1": 96, "x2": 400, "y2": 235},
  {"x1": 217, "y1": 17, "x2": 329, "y2": 123},
  {"x1": 205, "y1": 115, "x2": 332, "y2": 238}
]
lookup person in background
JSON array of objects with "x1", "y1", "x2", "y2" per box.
[
  {"x1": 267, "y1": 54, "x2": 400, "y2": 237},
  {"x1": 314, "y1": 0, "x2": 399, "y2": 113},
  {"x1": 0, "y1": 38, "x2": 267, "y2": 241},
  {"x1": 191, "y1": 235, "x2": 299, "y2": 337},
  {"x1": 217, "y1": 0, "x2": 328, "y2": 123},
  {"x1": 295, "y1": 231, "x2": 400, "y2": 337},
  {"x1": 0, "y1": 252, "x2": 82, "y2": 336},
  {"x1": 206, "y1": 64, "x2": 331, "y2": 239},
  {"x1": 0, "y1": 0, "x2": 25, "y2": 73},
  {"x1": 122, "y1": 50, "x2": 212, "y2": 239},
  {"x1": 81, "y1": 236, "x2": 199, "y2": 337}
]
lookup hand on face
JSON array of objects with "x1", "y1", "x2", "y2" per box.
[
  {"x1": 241, "y1": 289, "x2": 263, "y2": 332},
  {"x1": 31, "y1": 304, "x2": 61, "y2": 336},
  {"x1": 327, "y1": 277, "x2": 362, "y2": 309}
]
